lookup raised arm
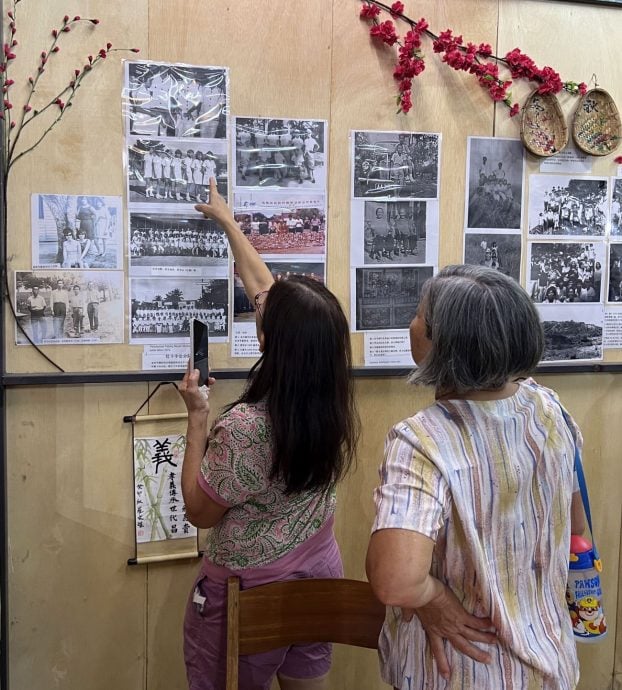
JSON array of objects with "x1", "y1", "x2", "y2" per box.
[{"x1": 195, "y1": 178, "x2": 274, "y2": 302}]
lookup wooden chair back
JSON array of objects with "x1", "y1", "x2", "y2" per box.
[{"x1": 226, "y1": 577, "x2": 385, "y2": 690}]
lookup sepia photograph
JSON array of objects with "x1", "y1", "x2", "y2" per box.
[
  {"x1": 15, "y1": 270, "x2": 124, "y2": 345},
  {"x1": 31, "y1": 194, "x2": 122, "y2": 270},
  {"x1": 234, "y1": 117, "x2": 327, "y2": 189},
  {"x1": 528, "y1": 174, "x2": 609, "y2": 237},
  {"x1": 465, "y1": 137, "x2": 524, "y2": 230},
  {"x1": 233, "y1": 261, "x2": 325, "y2": 323},
  {"x1": 463, "y1": 233, "x2": 522, "y2": 282},
  {"x1": 130, "y1": 276, "x2": 228, "y2": 343},
  {"x1": 352, "y1": 130, "x2": 440, "y2": 200},
  {"x1": 527, "y1": 241, "x2": 604, "y2": 303},
  {"x1": 352, "y1": 266, "x2": 434, "y2": 331},
  {"x1": 127, "y1": 138, "x2": 228, "y2": 204},
  {"x1": 124, "y1": 61, "x2": 228, "y2": 139},
  {"x1": 537, "y1": 304, "x2": 603, "y2": 362},
  {"x1": 233, "y1": 192, "x2": 326, "y2": 255},
  {"x1": 129, "y1": 212, "x2": 228, "y2": 276}
]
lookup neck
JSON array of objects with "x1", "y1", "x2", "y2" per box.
[{"x1": 436, "y1": 380, "x2": 520, "y2": 402}]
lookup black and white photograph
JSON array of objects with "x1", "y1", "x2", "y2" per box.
[
  {"x1": 15, "y1": 270, "x2": 124, "y2": 345},
  {"x1": 537, "y1": 305, "x2": 604, "y2": 362},
  {"x1": 234, "y1": 261, "x2": 325, "y2": 323},
  {"x1": 124, "y1": 61, "x2": 228, "y2": 139},
  {"x1": 527, "y1": 241, "x2": 605, "y2": 303},
  {"x1": 465, "y1": 137, "x2": 524, "y2": 230},
  {"x1": 528, "y1": 174, "x2": 609, "y2": 237},
  {"x1": 31, "y1": 194, "x2": 122, "y2": 269},
  {"x1": 234, "y1": 117, "x2": 327, "y2": 189},
  {"x1": 463, "y1": 233, "x2": 522, "y2": 282},
  {"x1": 611, "y1": 177, "x2": 622, "y2": 236},
  {"x1": 608, "y1": 243, "x2": 622, "y2": 302},
  {"x1": 130, "y1": 277, "x2": 228, "y2": 343},
  {"x1": 233, "y1": 192, "x2": 326, "y2": 256},
  {"x1": 129, "y1": 212, "x2": 228, "y2": 276},
  {"x1": 350, "y1": 200, "x2": 439, "y2": 266},
  {"x1": 352, "y1": 130, "x2": 440, "y2": 200},
  {"x1": 352, "y1": 266, "x2": 434, "y2": 331},
  {"x1": 127, "y1": 138, "x2": 228, "y2": 204}
]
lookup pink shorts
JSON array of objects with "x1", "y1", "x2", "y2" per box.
[{"x1": 183, "y1": 519, "x2": 343, "y2": 690}]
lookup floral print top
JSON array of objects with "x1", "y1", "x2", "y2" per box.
[{"x1": 198, "y1": 400, "x2": 336, "y2": 570}]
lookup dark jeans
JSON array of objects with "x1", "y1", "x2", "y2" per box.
[
  {"x1": 52, "y1": 303, "x2": 66, "y2": 338},
  {"x1": 72, "y1": 307, "x2": 83, "y2": 335}
]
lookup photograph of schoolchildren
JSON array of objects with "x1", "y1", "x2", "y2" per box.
[
  {"x1": 129, "y1": 276, "x2": 228, "y2": 343},
  {"x1": 31, "y1": 194, "x2": 122, "y2": 270},
  {"x1": 233, "y1": 202, "x2": 326, "y2": 255},
  {"x1": 465, "y1": 137, "x2": 524, "y2": 230},
  {"x1": 352, "y1": 130, "x2": 440, "y2": 200},
  {"x1": 527, "y1": 242, "x2": 604, "y2": 304},
  {"x1": 607, "y1": 243, "x2": 622, "y2": 302},
  {"x1": 15, "y1": 270, "x2": 124, "y2": 345},
  {"x1": 360, "y1": 200, "x2": 427, "y2": 264},
  {"x1": 538, "y1": 305, "x2": 603, "y2": 362},
  {"x1": 234, "y1": 117, "x2": 327, "y2": 189},
  {"x1": 129, "y1": 213, "x2": 228, "y2": 276},
  {"x1": 127, "y1": 139, "x2": 228, "y2": 204},
  {"x1": 353, "y1": 266, "x2": 434, "y2": 331},
  {"x1": 611, "y1": 178, "x2": 622, "y2": 236},
  {"x1": 233, "y1": 261, "x2": 325, "y2": 323},
  {"x1": 463, "y1": 233, "x2": 522, "y2": 282},
  {"x1": 124, "y1": 61, "x2": 228, "y2": 139},
  {"x1": 528, "y1": 175, "x2": 608, "y2": 237}
]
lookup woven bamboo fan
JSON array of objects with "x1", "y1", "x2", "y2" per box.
[
  {"x1": 572, "y1": 88, "x2": 621, "y2": 156},
  {"x1": 520, "y1": 90, "x2": 568, "y2": 157}
]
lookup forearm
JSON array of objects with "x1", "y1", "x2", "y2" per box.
[
  {"x1": 181, "y1": 411, "x2": 209, "y2": 520},
  {"x1": 219, "y1": 216, "x2": 274, "y2": 301}
]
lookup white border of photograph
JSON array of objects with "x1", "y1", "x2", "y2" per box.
[
  {"x1": 537, "y1": 303, "x2": 603, "y2": 363},
  {"x1": 350, "y1": 199, "x2": 439, "y2": 268},
  {"x1": 350, "y1": 265, "x2": 434, "y2": 333},
  {"x1": 233, "y1": 190, "x2": 327, "y2": 259},
  {"x1": 233, "y1": 116, "x2": 328, "y2": 191},
  {"x1": 463, "y1": 231, "x2": 522, "y2": 282},
  {"x1": 123, "y1": 60, "x2": 229, "y2": 140},
  {"x1": 464, "y1": 136, "x2": 525, "y2": 231},
  {"x1": 15, "y1": 270, "x2": 124, "y2": 345},
  {"x1": 128, "y1": 209, "x2": 229, "y2": 278},
  {"x1": 31, "y1": 194, "x2": 123, "y2": 270},
  {"x1": 129, "y1": 276, "x2": 229, "y2": 344},
  {"x1": 127, "y1": 137, "x2": 228, "y2": 207},
  {"x1": 351, "y1": 130, "x2": 441, "y2": 201},
  {"x1": 526, "y1": 240, "x2": 606, "y2": 303},
  {"x1": 527, "y1": 174, "x2": 609, "y2": 238},
  {"x1": 611, "y1": 176, "x2": 622, "y2": 237}
]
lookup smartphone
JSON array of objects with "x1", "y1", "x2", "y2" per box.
[{"x1": 190, "y1": 318, "x2": 210, "y2": 386}]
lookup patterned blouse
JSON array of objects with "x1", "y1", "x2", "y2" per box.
[
  {"x1": 373, "y1": 379, "x2": 580, "y2": 690},
  {"x1": 198, "y1": 400, "x2": 335, "y2": 570}
]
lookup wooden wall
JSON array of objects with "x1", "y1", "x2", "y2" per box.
[{"x1": 5, "y1": 1, "x2": 622, "y2": 689}]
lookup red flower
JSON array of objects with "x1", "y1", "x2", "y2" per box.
[
  {"x1": 400, "y1": 90, "x2": 412, "y2": 113},
  {"x1": 24, "y1": 104, "x2": 32, "y2": 112},
  {"x1": 3, "y1": 100, "x2": 12, "y2": 109},
  {"x1": 106, "y1": 42, "x2": 112, "y2": 50},
  {"x1": 414, "y1": 18, "x2": 428, "y2": 33},
  {"x1": 131, "y1": 48, "x2": 141, "y2": 53},
  {"x1": 5, "y1": 79, "x2": 14, "y2": 86},
  {"x1": 398, "y1": 78, "x2": 412, "y2": 92},
  {"x1": 74, "y1": 69, "x2": 80, "y2": 76},
  {"x1": 52, "y1": 46, "x2": 60, "y2": 53},
  {"x1": 63, "y1": 14, "x2": 70, "y2": 22},
  {"x1": 62, "y1": 26, "x2": 71, "y2": 32},
  {"x1": 52, "y1": 29, "x2": 58, "y2": 38},
  {"x1": 98, "y1": 49, "x2": 107, "y2": 58},
  {"x1": 390, "y1": 2, "x2": 404, "y2": 18},
  {"x1": 73, "y1": 15, "x2": 81, "y2": 21},
  {"x1": 10, "y1": 120, "x2": 15, "y2": 128},
  {"x1": 614, "y1": 156, "x2": 622, "y2": 164},
  {"x1": 360, "y1": 3, "x2": 380, "y2": 19},
  {"x1": 578, "y1": 82, "x2": 587, "y2": 95},
  {"x1": 370, "y1": 20, "x2": 398, "y2": 46},
  {"x1": 90, "y1": 19, "x2": 100, "y2": 25},
  {"x1": 509, "y1": 103, "x2": 520, "y2": 117},
  {"x1": 477, "y1": 42, "x2": 492, "y2": 57},
  {"x1": 55, "y1": 98, "x2": 65, "y2": 110}
]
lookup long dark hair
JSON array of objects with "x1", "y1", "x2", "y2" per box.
[{"x1": 231, "y1": 275, "x2": 359, "y2": 494}]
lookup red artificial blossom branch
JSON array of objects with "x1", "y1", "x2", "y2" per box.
[
  {"x1": 0, "y1": 0, "x2": 139, "y2": 370},
  {"x1": 359, "y1": 0, "x2": 587, "y2": 116}
]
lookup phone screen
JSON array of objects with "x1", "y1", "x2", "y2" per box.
[{"x1": 191, "y1": 319, "x2": 210, "y2": 386}]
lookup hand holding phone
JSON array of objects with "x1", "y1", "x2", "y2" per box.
[{"x1": 190, "y1": 318, "x2": 210, "y2": 386}]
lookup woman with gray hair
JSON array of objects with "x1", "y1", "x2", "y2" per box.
[{"x1": 366, "y1": 265, "x2": 584, "y2": 690}]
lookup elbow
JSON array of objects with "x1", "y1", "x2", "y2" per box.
[{"x1": 367, "y1": 566, "x2": 427, "y2": 609}]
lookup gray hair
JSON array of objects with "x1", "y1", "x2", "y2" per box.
[{"x1": 409, "y1": 265, "x2": 544, "y2": 394}]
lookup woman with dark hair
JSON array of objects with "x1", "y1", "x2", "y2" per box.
[
  {"x1": 366, "y1": 265, "x2": 585, "y2": 690},
  {"x1": 179, "y1": 178, "x2": 359, "y2": 690}
]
